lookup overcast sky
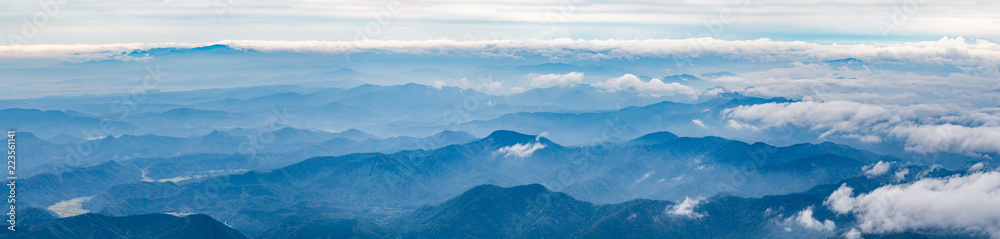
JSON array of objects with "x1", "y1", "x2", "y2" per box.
[{"x1": 2, "y1": 0, "x2": 998, "y2": 45}]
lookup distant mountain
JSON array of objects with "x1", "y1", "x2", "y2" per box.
[
  {"x1": 258, "y1": 216, "x2": 392, "y2": 239},
  {"x1": 11, "y1": 132, "x2": 70, "y2": 172},
  {"x1": 126, "y1": 108, "x2": 253, "y2": 131},
  {"x1": 82, "y1": 130, "x2": 894, "y2": 236},
  {"x1": 5, "y1": 213, "x2": 247, "y2": 239},
  {"x1": 397, "y1": 183, "x2": 819, "y2": 239},
  {"x1": 46, "y1": 133, "x2": 85, "y2": 144},
  {"x1": 700, "y1": 71, "x2": 735, "y2": 78},
  {"x1": 0, "y1": 108, "x2": 136, "y2": 139},
  {"x1": 291, "y1": 130, "x2": 476, "y2": 157},
  {"x1": 401, "y1": 184, "x2": 597, "y2": 238},
  {"x1": 18, "y1": 127, "x2": 380, "y2": 174},
  {"x1": 825, "y1": 58, "x2": 866, "y2": 70},
  {"x1": 626, "y1": 131, "x2": 679, "y2": 145},
  {"x1": 505, "y1": 84, "x2": 678, "y2": 111},
  {"x1": 660, "y1": 74, "x2": 702, "y2": 83},
  {"x1": 398, "y1": 163, "x2": 977, "y2": 238},
  {"x1": 456, "y1": 93, "x2": 794, "y2": 145},
  {"x1": 18, "y1": 208, "x2": 59, "y2": 226},
  {"x1": 15, "y1": 128, "x2": 479, "y2": 209},
  {"x1": 18, "y1": 160, "x2": 141, "y2": 209}
]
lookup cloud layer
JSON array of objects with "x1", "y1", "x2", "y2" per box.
[
  {"x1": 3, "y1": 38, "x2": 1000, "y2": 71},
  {"x1": 1, "y1": 0, "x2": 998, "y2": 44},
  {"x1": 528, "y1": 72, "x2": 583, "y2": 88},
  {"x1": 594, "y1": 74, "x2": 697, "y2": 97},
  {"x1": 825, "y1": 171, "x2": 1000, "y2": 237},
  {"x1": 724, "y1": 100, "x2": 1000, "y2": 154}
]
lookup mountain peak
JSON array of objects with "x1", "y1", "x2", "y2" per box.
[
  {"x1": 203, "y1": 130, "x2": 230, "y2": 139},
  {"x1": 335, "y1": 129, "x2": 377, "y2": 141},
  {"x1": 13, "y1": 213, "x2": 249, "y2": 239},
  {"x1": 628, "y1": 131, "x2": 679, "y2": 145},
  {"x1": 465, "y1": 183, "x2": 550, "y2": 198},
  {"x1": 480, "y1": 130, "x2": 552, "y2": 148},
  {"x1": 825, "y1": 58, "x2": 866, "y2": 70},
  {"x1": 432, "y1": 130, "x2": 476, "y2": 140}
]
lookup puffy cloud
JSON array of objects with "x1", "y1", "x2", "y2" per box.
[
  {"x1": 889, "y1": 124, "x2": 1000, "y2": 154},
  {"x1": 528, "y1": 72, "x2": 584, "y2": 88},
  {"x1": 665, "y1": 196, "x2": 705, "y2": 219},
  {"x1": 724, "y1": 101, "x2": 899, "y2": 137},
  {"x1": 863, "y1": 161, "x2": 893, "y2": 177},
  {"x1": 726, "y1": 119, "x2": 759, "y2": 131},
  {"x1": 593, "y1": 74, "x2": 697, "y2": 97},
  {"x1": 430, "y1": 80, "x2": 447, "y2": 89},
  {"x1": 474, "y1": 80, "x2": 525, "y2": 95},
  {"x1": 844, "y1": 228, "x2": 862, "y2": 239},
  {"x1": 691, "y1": 119, "x2": 707, "y2": 128},
  {"x1": 496, "y1": 141, "x2": 546, "y2": 158},
  {"x1": 824, "y1": 172, "x2": 1000, "y2": 237},
  {"x1": 710, "y1": 62, "x2": 999, "y2": 105},
  {"x1": 969, "y1": 162, "x2": 986, "y2": 173},
  {"x1": 786, "y1": 207, "x2": 836, "y2": 231},
  {"x1": 725, "y1": 101, "x2": 1000, "y2": 154},
  {"x1": 701, "y1": 88, "x2": 726, "y2": 97},
  {"x1": 894, "y1": 168, "x2": 909, "y2": 181}
]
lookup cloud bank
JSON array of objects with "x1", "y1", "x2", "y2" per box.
[
  {"x1": 528, "y1": 72, "x2": 583, "y2": 88},
  {"x1": 724, "y1": 100, "x2": 1000, "y2": 154},
  {"x1": 824, "y1": 171, "x2": 1000, "y2": 237},
  {"x1": 594, "y1": 74, "x2": 697, "y2": 97},
  {"x1": 2, "y1": 0, "x2": 998, "y2": 44},
  {"x1": 3, "y1": 38, "x2": 1000, "y2": 71}
]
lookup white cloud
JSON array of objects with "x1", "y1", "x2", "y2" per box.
[
  {"x1": 725, "y1": 101, "x2": 1000, "y2": 154},
  {"x1": 894, "y1": 168, "x2": 909, "y2": 181},
  {"x1": 2, "y1": 0, "x2": 999, "y2": 44},
  {"x1": 824, "y1": 172, "x2": 1000, "y2": 237},
  {"x1": 863, "y1": 161, "x2": 893, "y2": 177},
  {"x1": 5, "y1": 38, "x2": 1000, "y2": 71},
  {"x1": 430, "y1": 80, "x2": 447, "y2": 89},
  {"x1": 665, "y1": 196, "x2": 705, "y2": 219},
  {"x1": 691, "y1": 119, "x2": 707, "y2": 128},
  {"x1": 509, "y1": 87, "x2": 525, "y2": 94},
  {"x1": 890, "y1": 124, "x2": 1000, "y2": 154},
  {"x1": 635, "y1": 171, "x2": 654, "y2": 184},
  {"x1": 724, "y1": 101, "x2": 899, "y2": 137},
  {"x1": 528, "y1": 72, "x2": 584, "y2": 88},
  {"x1": 844, "y1": 228, "x2": 862, "y2": 239},
  {"x1": 593, "y1": 74, "x2": 697, "y2": 97},
  {"x1": 844, "y1": 134, "x2": 882, "y2": 143},
  {"x1": 473, "y1": 80, "x2": 524, "y2": 95},
  {"x1": 786, "y1": 206, "x2": 836, "y2": 231},
  {"x1": 726, "y1": 119, "x2": 759, "y2": 131},
  {"x1": 496, "y1": 142, "x2": 546, "y2": 158},
  {"x1": 701, "y1": 88, "x2": 726, "y2": 97},
  {"x1": 969, "y1": 162, "x2": 986, "y2": 173}
]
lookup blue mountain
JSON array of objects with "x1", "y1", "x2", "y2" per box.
[
  {"x1": 80, "y1": 130, "x2": 894, "y2": 236},
  {"x1": 3, "y1": 213, "x2": 247, "y2": 239}
]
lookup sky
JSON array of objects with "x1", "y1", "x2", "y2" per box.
[{"x1": 2, "y1": 0, "x2": 999, "y2": 45}]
